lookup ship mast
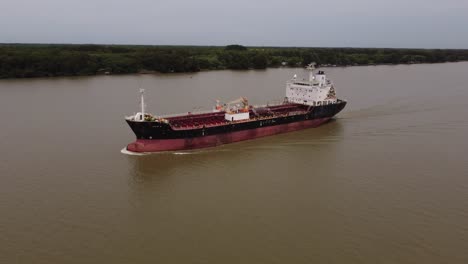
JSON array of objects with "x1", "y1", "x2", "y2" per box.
[
  {"x1": 140, "y1": 88, "x2": 145, "y2": 121},
  {"x1": 307, "y1": 62, "x2": 316, "y2": 82}
]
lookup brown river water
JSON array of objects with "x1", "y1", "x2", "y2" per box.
[{"x1": 1, "y1": 63, "x2": 468, "y2": 263}]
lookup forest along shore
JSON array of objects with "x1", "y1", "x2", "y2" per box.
[{"x1": 1, "y1": 44, "x2": 468, "y2": 79}]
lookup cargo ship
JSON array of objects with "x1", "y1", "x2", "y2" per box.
[{"x1": 125, "y1": 64, "x2": 346, "y2": 153}]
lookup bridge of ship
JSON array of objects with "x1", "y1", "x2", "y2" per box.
[{"x1": 166, "y1": 103, "x2": 308, "y2": 130}]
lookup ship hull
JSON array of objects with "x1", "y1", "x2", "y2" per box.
[
  {"x1": 127, "y1": 117, "x2": 331, "y2": 152},
  {"x1": 126, "y1": 100, "x2": 346, "y2": 153}
]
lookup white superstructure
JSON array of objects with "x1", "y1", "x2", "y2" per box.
[
  {"x1": 285, "y1": 64, "x2": 337, "y2": 106},
  {"x1": 225, "y1": 112, "x2": 249, "y2": 121}
]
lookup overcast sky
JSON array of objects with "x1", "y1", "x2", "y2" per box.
[{"x1": 2, "y1": 0, "x2": 468, "y2": 48}]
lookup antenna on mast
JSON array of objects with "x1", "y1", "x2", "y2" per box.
[{"x1": 306, "y1": 62, "x2": 316, "y2": 70}]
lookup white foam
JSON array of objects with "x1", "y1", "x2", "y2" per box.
[
  {"x1": 120, "y1": 147, "x2": 147, "y2": 156},
  {"x1": 121, "y1": 146, "x2": 227, "y2": 156}
]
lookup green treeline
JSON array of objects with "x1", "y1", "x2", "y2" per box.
[{"x1": 1, "y1": 44, "x2": 468, "y2": 78}]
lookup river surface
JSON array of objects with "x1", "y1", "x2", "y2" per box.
[{"x1": 1, "y1": 63, "x2": 468, "y2": 263}]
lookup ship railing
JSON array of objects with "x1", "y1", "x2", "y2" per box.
[
  {"x1": 156, "y1": 109, "x2": 218, "y2": 118},
  {"x1": 252, "y1": 100, "x2": 286, "y2": 109},
  {"x1": 266, "y1": 100, "x2": 284, "y2": 106},
  {"x1": 159, "y1": 101, "x2": 288, "y2": 119}
]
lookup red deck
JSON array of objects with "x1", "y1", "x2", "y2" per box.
[{"x1": 166, "y1": 103, "x2": 307, "y2": 130}]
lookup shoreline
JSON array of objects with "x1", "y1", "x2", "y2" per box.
[
  {"x1": 0, "y1": 61, "x2": 466, "y2": 81},
  {"x1": 2, "y1": 44, "x2": 468, "y2": 80}
]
